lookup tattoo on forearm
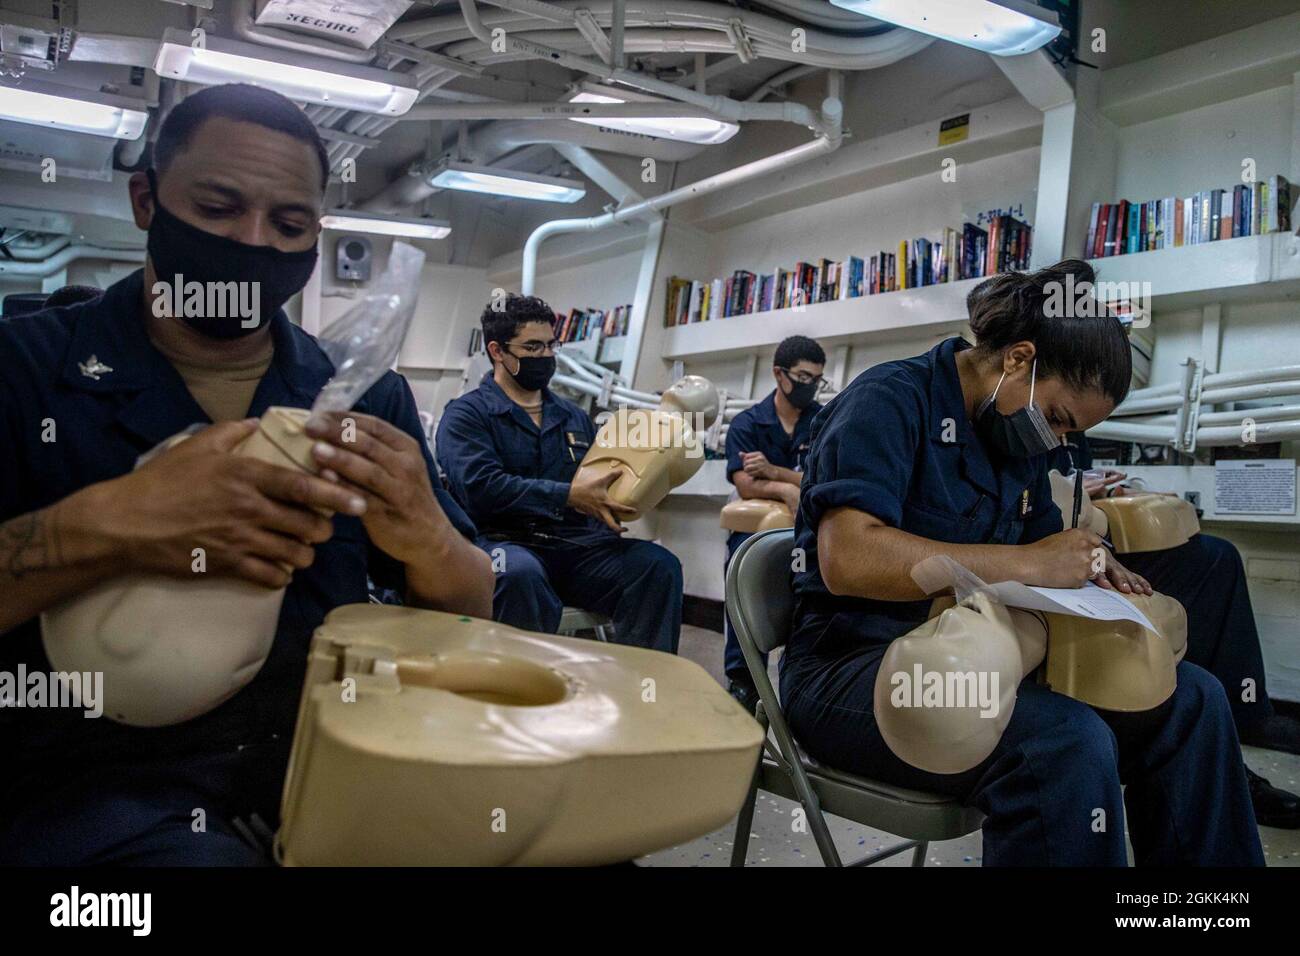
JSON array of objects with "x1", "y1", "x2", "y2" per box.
[{"x1": 0, "y1": 510, "x2": 63, "y2": 581}]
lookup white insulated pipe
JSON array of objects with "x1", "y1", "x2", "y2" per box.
[
  {"x1": 0, "y1": 245, "x2": 145, "y2": 278},
  {"x1": 1119, "y1": 364, "x2": 1300, "y2": 405},
  {"x1": 1092, "y1": 418, "x2": 1300, "y2": 447},
  {"x1": 1116, "y1": 378, "x2": 1300, "y2": 416},
  {"x1": 398, "y1": 101, "x2": 732, "y2": 121},
  {"x1": 455, "y1": 0, "x2": 854, "y2": 132},
  {"x1": 552, "y1": 372, "x2": 659, "y2": 408},
  {"x1": 1120, "y1": 404, "x2": 1300, "y2": 428},
  {"x1": 521, "y1": 95, "x2": 843, "y2": 294}
]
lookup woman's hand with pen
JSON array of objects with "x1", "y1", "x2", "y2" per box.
[{"x1": 1020, "y1": 528, "x2": 1152, "y2": 594}]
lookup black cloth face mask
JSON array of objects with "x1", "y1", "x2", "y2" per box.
[
  {"x1": 504, "y1": 349, "x2": 556, "y2": 391},
  {"x1": 779, "y1": 370, "x2": 819, "y2": 410},
  {"x1": 145, "y1": 169, "x2": 318, "y2": 340},
  {"x1": 974, "y1": 359, "x2": 1061, "y2": 459}
]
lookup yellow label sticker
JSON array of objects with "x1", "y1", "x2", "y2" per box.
[{"x1": 939, "y1": 113, "x2": 970, "y2": 147}]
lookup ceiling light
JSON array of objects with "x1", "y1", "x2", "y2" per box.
[
  {"x1": 828, "y1": 0, "x2": 1061, "y2": 56},
  {"x1": 321, "y1": 210, "x2": 451, "y2": 239},
  {"x1": 0, "y1": 77, "x2": 148, "y2": 139},
  {"x1": 426, "y1": 160, "x2": 585, "y2": 203},
  {"x1": 567, "y1": 83, "x2": 739, "y2": 145},
  {"x1": 153, "y1": 28, "x2": 418, "y2": 115}
]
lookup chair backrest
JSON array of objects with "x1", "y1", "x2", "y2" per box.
[{"x1": 726, "y1": 528, "x2": 797, "y2": 655}]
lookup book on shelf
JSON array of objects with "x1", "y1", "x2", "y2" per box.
[
  {"x1": 1086, "y1": 175, "x2": 1293, "y2": 258},
  {"x1": 554, "y1": 303, "x2": 633, "y2": 343},
  {"x1": 661, "y1": 216, "x2": 1034, "y2": 327}
]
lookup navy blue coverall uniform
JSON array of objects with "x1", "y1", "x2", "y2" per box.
[
  {"x1": 1051, "y1": 434, "x2": 1276, "y2": 735},
  {"x1": 782, "y1": 337, "x2": 1263, "y2": 865},
  {"x1": 435, "y1": 373, "x2": 682, "y2": 652},
  {"x1": 0, "y1": 270, "x2": 479, "y2": 865},
  {"x1": 723, "y1": 390, "x2": 820, "y2": 683}
]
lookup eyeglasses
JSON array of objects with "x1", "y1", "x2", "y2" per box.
[
  {"x1": 778, "y1": 367, "x2": 826, "y2": 388},
  {"x1": 507, "y1": 339, "x2": 558, "y2": 357}
]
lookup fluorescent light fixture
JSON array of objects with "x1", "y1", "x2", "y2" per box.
[
  {"x1": 153, "y1": 28, "x2": 418, "y2": 115},
  {"x1": 0, "y1": 77, "x2": 148, "y2": 139},
  {"x1": 828, "y1": 0, "x2": 1061, "y2": 56},
  {"x1": 567, "y1": 82, "x2": 739, "y2": 145},
  {"x1": 321, "y1": 210, "x2": 451, "y2": 239},
  {"x1": 426, "y1": 160, "x2": 585, "y2": 203}
]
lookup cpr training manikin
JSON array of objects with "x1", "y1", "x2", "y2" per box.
[
  {"x1": 871, "y1": 468, "x2": 1193, "y2": 777},
  {"x1": 574, "y1": 373, "x2": 719, "y2": 520}
]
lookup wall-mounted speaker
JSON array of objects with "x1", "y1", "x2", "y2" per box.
[{"x1": 335, "y1": 235, "x2": 372, "y2": 281}]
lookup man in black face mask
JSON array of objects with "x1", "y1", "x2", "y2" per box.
[
  {"x1": 721, "y1": 335, "x2": 826, "y2": 708},
  {"x1": 0, "y1": 84, "x2": 493, "y2": 865},
  {"x1": 436, "y1": 294, "x2": 684, "y2": 653}
]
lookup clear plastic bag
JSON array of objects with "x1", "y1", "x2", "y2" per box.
[
  {"x1": 909, "y1": 553, "x2": 998, "y2": 607},
  {"x1": 312, "y1": 240, "x2": 426, "y2": 415}
]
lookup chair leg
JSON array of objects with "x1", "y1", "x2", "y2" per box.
[
  {"x1": 593, "y1": 624, "x2": 609, "y2": 643},
  {"x1": 730, "y1": 708, "x2": 769, "y2": 867},
  {"x1": 730, "y1": 763, "x2": 761, "y2": 867},
  {"x1": 911, "y1": 842, "x2": 928, "y2": 867},
  {"x1": 802, "y1": 791, "x2": 844, "y2": 867}
]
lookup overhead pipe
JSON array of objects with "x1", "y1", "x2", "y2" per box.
[
  {"x1": 398, "y1": 101, "x2": 730, "y2": 121},
  {"x1": 454, "y1": 0, "x2": 877, "y2": 130},
  {"x1": 436, "y1": 24, "x2": 930, "y2": 71},
  {"x1": 746, "y1": 63, "x2": 821, "y2": 101},
  {"x1": 402, "y1": 1, "x2": 925, "y2": 59},
  {"x1": 0, "y1": 245, "x2": 145, "y2": 278},
  {"x1": 611, "y1": 0, "x2": 626, "y2": 67},
  {"x1": 1, "y1": 235, "x2": 71, "y2": 260},
  {"x1": 521, "y1": 93, "x2": 842, "y2": 294}
]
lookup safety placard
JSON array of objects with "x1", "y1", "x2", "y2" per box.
[{"x1": 1214, "y1": 459, "x2": 1296, "y2": 515}]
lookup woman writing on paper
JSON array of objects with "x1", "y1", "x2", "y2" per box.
[{"x1": 782, "y1": 259, "x2": 1263, "y2": 866}]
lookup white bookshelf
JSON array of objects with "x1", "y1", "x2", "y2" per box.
[
  {"x1": 1085, "y1": 232, "x2": 1300, "y2": 310},
  {"x1": 661, "y1": 276, "x2": 981, "y2": 362}
]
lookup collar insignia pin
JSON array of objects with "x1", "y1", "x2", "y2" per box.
[{"x1": 78, "y1": 355, "x2": 114, "y2": 381}]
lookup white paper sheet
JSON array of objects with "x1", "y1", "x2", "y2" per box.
[{"x1": 981, "y1": 580, "x2": 1158, "y2": 634}]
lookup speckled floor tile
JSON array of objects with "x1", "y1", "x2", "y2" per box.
[{"x1": 645, "y1": 625, "x2": 1300, "y2": 867}]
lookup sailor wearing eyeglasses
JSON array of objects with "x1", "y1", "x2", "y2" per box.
[
  {"x1": 435, "y1": 294, "x2": 683, "y2": 653},
  {"x1": 721, "y1": 335, "x2": 827, "y2": 709}
]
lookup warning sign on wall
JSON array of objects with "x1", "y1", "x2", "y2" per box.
[{"x1": 938, "y1": 113, "x2": 971, "y2": 147}]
